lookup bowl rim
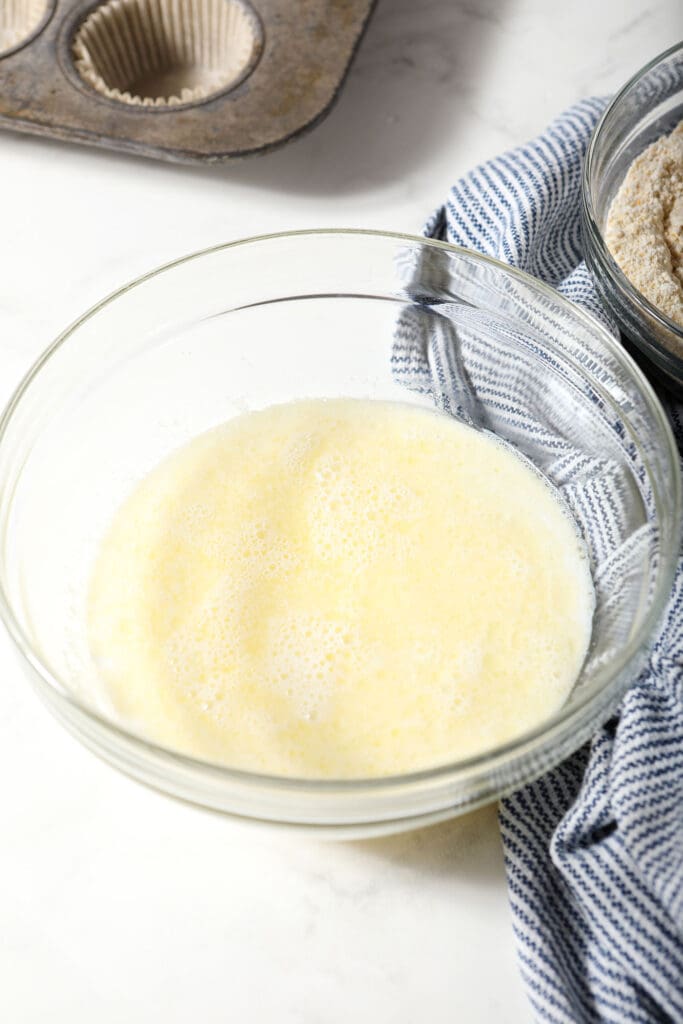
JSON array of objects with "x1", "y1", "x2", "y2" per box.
[
  {"x1": 582, "y1": 39, "x2": 683, "y2": 345},
  {"x1": 0, "y1": 227, "x2": 680, "y2": 800}
]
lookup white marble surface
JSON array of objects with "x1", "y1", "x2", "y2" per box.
[{"x1": 1, "y1": 1, "x2": 680, "y2": 1020}]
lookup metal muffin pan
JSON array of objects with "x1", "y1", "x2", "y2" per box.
[{"x1": 0, "y1": 0, "x2": 376, "y2": 162}]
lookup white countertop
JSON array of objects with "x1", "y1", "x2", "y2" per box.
[{"x1": 1, "y1": 2, "x2": 679, "y2": 1020}]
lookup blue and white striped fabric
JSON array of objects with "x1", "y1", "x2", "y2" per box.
[{"x1": 422, "y1": 100, "x2": 683, "y2": 1022}]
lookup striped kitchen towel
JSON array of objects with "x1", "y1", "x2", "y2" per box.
[{"x1": 422, "y1": 99, "x2": 683, "y2": 1022}]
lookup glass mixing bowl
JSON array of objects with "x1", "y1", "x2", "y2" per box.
[
  {"x1": 582, "y1": 41, "x2": 683, "y2": 395},
  {"x1": 0, "y1": 230, "x2": 679, "y2": 837}
]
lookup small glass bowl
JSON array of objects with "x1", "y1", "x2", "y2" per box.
[
  {"x1": 582, "y1": 41, "x2": 683, "y2": 395},
  {"x1": 0, "y1": 230, "x2": 679, "y2": 837}
]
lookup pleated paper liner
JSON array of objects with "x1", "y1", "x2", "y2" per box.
[
  {"x1": 0, "y1": 0, "x2": 49, "y2": 54},
  {"x1": 72, "y1": 0, "x2": 262, "y2": 107}
]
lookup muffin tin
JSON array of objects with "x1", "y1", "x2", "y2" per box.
[{"x1": 0, "y1": 0, "x2": 376, "y2": 162}]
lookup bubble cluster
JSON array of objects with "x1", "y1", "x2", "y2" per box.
[{"x1": 263, "y1": 611, "x2": 358, "y2": 722}]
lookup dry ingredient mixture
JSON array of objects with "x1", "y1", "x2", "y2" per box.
[{"x1": 605, "y1": 118, "x2": 683, "y2": 327}]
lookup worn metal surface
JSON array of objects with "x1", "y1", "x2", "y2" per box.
[{"x1": 0, "y1": 0, "x2": 376, "y2": 163}]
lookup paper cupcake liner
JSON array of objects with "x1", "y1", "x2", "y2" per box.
[
  {"x1": 0, "y1": 0, "x2": 48, "y2": 53},
  {"x1": 72, "y1": 0, "x2": 261, "y2": 107}
]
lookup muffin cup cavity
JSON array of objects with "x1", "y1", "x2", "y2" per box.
[
  {"x1": 0, "y1": 0, "x2": 50, "y2": 55},
  {"x1": 72, "y1": 0, "x2": 262, "y2": 107}
]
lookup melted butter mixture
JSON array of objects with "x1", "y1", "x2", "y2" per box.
[{"x1": 88, "y1": 399, "x2": 594, "y2": 778}]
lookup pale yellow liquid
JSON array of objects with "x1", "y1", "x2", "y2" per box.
[{"x1": 88, "y1": 399, "x2": 594, "y2": 778}]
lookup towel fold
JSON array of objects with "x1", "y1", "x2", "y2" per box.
[{"x1": 424, "y1": 100, "x2": 683, "y2": 1023}]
